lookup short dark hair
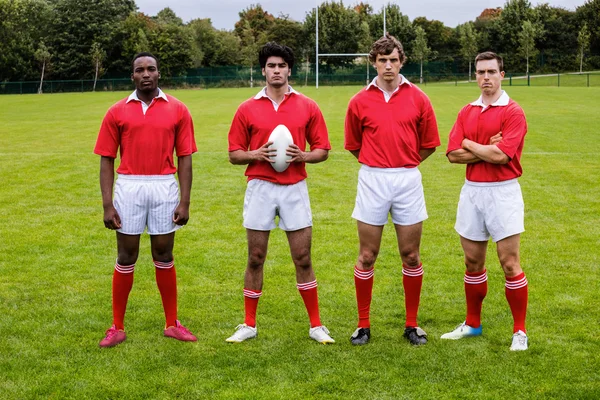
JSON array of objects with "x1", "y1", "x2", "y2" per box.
[
  {"x1": 132, "y1": 52, "x2": 159, "y2": 71},
  {"x1": 369, "y1": 33, "x2": 406, "y2": 64},
  {"x1": 258, "y1": 42, "x2": 295, "y2": 70},
  {"x1": 475, "y1": 51, "x2": 503, "y2": 72}
]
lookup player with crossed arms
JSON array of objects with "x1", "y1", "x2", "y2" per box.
[{"x1": 442, "y1": 51, "x2": 529, "y2": 351}]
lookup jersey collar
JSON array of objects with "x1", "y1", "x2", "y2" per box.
[
  {"x1": 126, "y1": 88, "x2": 168, "y2": 103},
  {"x1": 365, "y1": 74, "x2": 412, "y2": 92},
  {"x1": 470, "y1": 90, "x2": 510, "y2": 108},
  {"x1": 253, "y1": 85, "x2": 299, "y2": 100}
]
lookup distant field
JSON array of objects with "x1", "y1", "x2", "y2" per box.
[{"x1": 0, "y1": 85, "x2": 598, "y2": 399}]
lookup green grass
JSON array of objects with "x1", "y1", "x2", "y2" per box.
[{"x1": 0, "y1": 85, "x2": 599, "y2": 399}]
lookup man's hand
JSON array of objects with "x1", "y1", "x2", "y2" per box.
[
  {"x1": 103, "y1": 205, "x2": 122, "y2": 230},
  {"x1": 173, "y1": 203, "x2": 190, "y2": 226},
  {"x1": 286, "y1": 144, "x2": 306, "y2": 163},
  {"x1": 250, "y1": 141, "x2": 276, "y2": 163},
  {"x1": 489, "y1": 131, "x2": 503, "y2": 145}
]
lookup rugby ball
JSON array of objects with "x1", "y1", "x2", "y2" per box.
[{"x1": 267, "y1": 124, "x2": 294, "y2": 172}]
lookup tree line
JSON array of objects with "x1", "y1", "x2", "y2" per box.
[{"x1": 1, "y1": 0, "x2": 599, "y2": 84}]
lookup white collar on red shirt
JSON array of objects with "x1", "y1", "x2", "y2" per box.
[
  {"x1": 127, "y1": 88, "x2": 168, "y2": 115},
  {"x1": 366, "y1": 75, "x2": 412, "y2": 103},
  {"x1": 470, "y1": 90, "x2": 510, "y2": 109},
  {"x1": 254, "y1": 86, "x2": 299, "y2": 111}
]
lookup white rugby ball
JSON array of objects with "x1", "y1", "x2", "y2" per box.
[{"x1": 267, "y1": 124, "x2": 294, "y2": 172}]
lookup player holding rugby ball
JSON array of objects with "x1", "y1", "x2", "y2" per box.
[{"x1": 226, "y1": 42, "x2": 334, "y2": 344}]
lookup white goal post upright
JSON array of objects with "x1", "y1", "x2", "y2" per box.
[{"x1": 315, "y1": 3, "x2": 386, "y2": 88}]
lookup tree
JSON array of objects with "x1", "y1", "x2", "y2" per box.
[
  {"x1": 0, "y1": 0, "x2": 51, "y2": 81},
  {"x1": 90, "y1": 42, "x2": 106, "y2": 91},
  {"x1": 239, "y1": 20, "x2": 266, "y2": 87},
  {"x1": 34, "y1": 41, "x2": 51, "y2": 93},
  {"x1": 412, "y1": 26, "x2": 431, "y2": 84},
  {"x1": 578, "y1": 23, "x2": 591, "y2": 72},
  {"x1": 458, "y1": 22, "x2": 479, "y2": 81},
  {"x1": 155, "y1": 7, "x2": 183, "y2": 26},
  {"x1": 517, "y1": 20, "x2": 542, "y2": 74},
  {"x1": 47, "y1": 0, "x2": 136, "y2": 79},
  {"x1": 369, "y1": 4, "x2": 413, "y2": 49},
  {"x1": 234, "y1": 4, "x2": 275, "y2": 41}
]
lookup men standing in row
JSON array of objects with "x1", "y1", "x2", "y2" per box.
[
  {"x1": 442, "y1": 51, "x2": 529, "y2": 351},
  {"x1": 344, "y1": 34, "x2": 440, "y2": 346},
  {"x1": 95, "y1": 52, "x2": 198, "y2": 347},
  {"x1": 226, "y1": 42, "x2": 335, "y2": 344}
]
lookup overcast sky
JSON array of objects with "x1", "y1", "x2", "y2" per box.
[{"x1": 134, "y1": 0, "x2": 586, "y2": 30}]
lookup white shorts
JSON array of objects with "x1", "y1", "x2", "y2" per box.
[
  {"x1": 455, "y1": 179, "x2": 524, "y2": 243},
  {"x1": 243, "y1": 179, "x2": 312, "y2": 231},
  {"x1": 352, "y1": 165, "x2": 428, "y2": 226},
  {"x1": 114, "y1": 174, "x2": 182, "y2": 236}
]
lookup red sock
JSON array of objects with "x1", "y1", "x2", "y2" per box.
[
  {"x1": 243, "y1": 289, "x2": 261, "y2": 327},
  {"x1": 297, "y1": 280, "x2": 321, "y2": 328},
  {"x1": 154, "y1": 260, "x2": 177, "y2": 328},
  {"x1": 403, "y1": 263, "x2": 423, "y2": 328},
  {"x1": 354, "y1": 266, "x2": 374, "y2": 328},
  {"x1": 112, "y1": 262, "x2": 135, "y2": 330},
  {"x1": 505, "y1": 272, "x2": 528, "y2": 333},
  {"x1": 464, "y1": 270, "x2": 488, "y2": 328}
]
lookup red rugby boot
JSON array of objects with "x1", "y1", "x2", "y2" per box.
[
  {"x1": 99, "y1": 325, "x2": 126, "y2": 348},
  {"x1": 164, "y1": 320, "x2": 197, "y2": 342}
]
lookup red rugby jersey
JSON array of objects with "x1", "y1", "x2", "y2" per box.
[
  {"x1": 228, "y1": 91, "x2": 331, "y2": 185},
  {"x1": 94, "y1": 92, "x2": 197, "y2": 175},
  {"x1": 446, "y1": 93, "x2": 527, "y2": 182},
  {"x1": 344, "y1": 79, "x2": 440, "y2": 168}
]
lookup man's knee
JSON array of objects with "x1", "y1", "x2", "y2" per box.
[
  {"x1": 358, "y1": 249, "x2": 378, "y2": 270},
  {"x1": 400, "y1": 249, "x2": 420, "y2": 268},
  {"x1": 248, "y1": 248, "x2": 267, "y2": 269},
  {"x1": 292, "y1": 248, "x2": 312, "y2": 270}
]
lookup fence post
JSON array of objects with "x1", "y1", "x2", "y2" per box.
[
  {"x1": 527, "y1": 73, "x2": 530, "y2": 87},
  {"x1": 557, "y1": 73, "x2": 560, "y2": 87},
  {"x1": 509, "y1": 74, "x2": 512, "y2": 86},
  {"x1": 587, "y1": 73, "x2": 590, "y2": 87}
]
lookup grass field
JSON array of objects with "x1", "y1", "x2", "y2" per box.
[{"x1": 0, "y1": 85, "x2": 599, "y2": 399}]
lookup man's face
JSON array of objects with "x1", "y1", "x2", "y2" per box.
[
  {"x1": 262, "y1": 56, "x2": 290, "y2": 89},
  {"x1": 131, "y1": 56, "x2": 160, "y2": 93},
  {"x1": 374, "y1": 48, "x2": 402, "y2": 83},
  {"x1": 475, "y1": 59, "x2": 504, "y2": 96}
]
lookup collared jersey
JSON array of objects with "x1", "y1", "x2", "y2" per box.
[
  {"x1": 446, "y1": 91, "x2": 527, "y2": 182},
  {"x1": 228, "y1": 88, "x2": 331, "y2": 185},
  {"x1": 344, "y1": 75, "x2": 440, "y2": 168},
  {"x1": 94, "y1": 90, "x2": 197, "y2": 175}
]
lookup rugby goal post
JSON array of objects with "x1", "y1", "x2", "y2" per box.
[{"x1": 315, "y1": 3, "x2": 386, "y2": 88}]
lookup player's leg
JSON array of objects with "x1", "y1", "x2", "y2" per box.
[
  {"x1": 497, "y1": 233, "x2": 528, "y2": 350},
  {"x1": 441, "y1": 181, "x2": 489, "y2": 341},
  {"x1": 151, "y1": 232, "x2": 196, "y2": 342},
  {"x1": 286, "y1": 227, "x2": 334, "y2": 344},
  {"x1": 350, "y1": 221, "x2": 384, "y2": 345},
  {"x1": 395, "y1": 222, "x2": 427, "y2": 345},
  {"x1": 244, "y1": 229, "x2": 269, "y2": 325},
  {"x1": 441, "y1": 236, "x2": 488, "y2": 340},
  {"x1": 99, "y1": 232, "x2": 140, "y2": 348},
  {"x1": 226, "y1": 229, "x2": 269, "y2": 343}
]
